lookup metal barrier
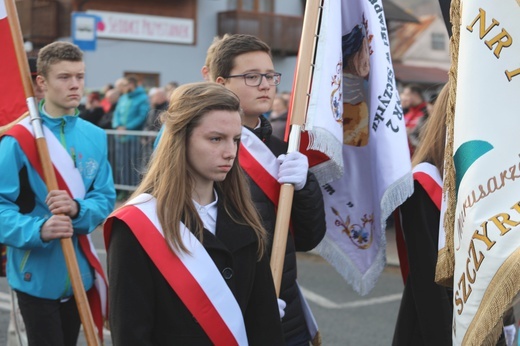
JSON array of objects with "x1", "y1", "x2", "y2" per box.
[{"x1": 105, "y1": 129, "x2": 159, "y2": 192}]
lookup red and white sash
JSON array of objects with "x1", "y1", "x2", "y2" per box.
[
  {"x1": 239, "y1": 127, "x2": 280, "y2": 206},
  {"x1": 412, "y1": 162, "x2": 448, "y2": 267},
  {"x1": 104, "y1": 194, "x2": 248, "y2": 346},
  {"x1": 412, "y1": 162, "x2": 442, "y2": 209},
  {"x1": 6, "y1": 117, "x2": 108, "y2": 341},
  {"x1": 238, "y1": 127, "x2": 320, "y2": 340},
  {"x1": 396, "y1": 162, "x2": 443, "y2": 282}
]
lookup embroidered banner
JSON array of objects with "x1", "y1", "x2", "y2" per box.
[
  {"x1": 445, "y1": 1, "x2": 520, "y2": 344},
  {"x1": 306, "y1": 0, "x2": 413, "y2": 295}
]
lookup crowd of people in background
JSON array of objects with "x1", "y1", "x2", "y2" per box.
[
  {"x1": 76, "y1": 76, "x2": 178, "y2": 200},
  {"x1": 77, "y1": 75, "x2": 293, "y2": 201},
  {"x1": 78, "y1": 77, "x2": 177, "y2": 132},
  {"x1": 78, "y1": 77, "x2": 295, "y2": 138},
  {"x1": 74, "y1": 74, "x2": 441, "y2": 209},
  {"x1": 79, "y1": 76, "x2": 436, "y2": 167},
  {"x1": 400, "y1": 83, "x2": 433, "y2": 157}
]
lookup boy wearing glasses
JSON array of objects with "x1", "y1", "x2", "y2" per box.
[{"x1": 209, "y1": 34, "x2": 326, "y2": 345}]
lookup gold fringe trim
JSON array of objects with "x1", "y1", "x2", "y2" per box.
[
  {"x1": 311, "y1": 330, "x2": 322, "y2": 346},
  {"x1": 462, "y1": 249, "x2": 520, "y2": 345},
  {"x1": 435, "y1": 247, "x2": 453, "y2": 287},
  {"x1": 436, "y1": 0, "x2": 461, "y2": 288},
  {"x1": 482, "y1": 322, "x2": 504, "y2": 346}
]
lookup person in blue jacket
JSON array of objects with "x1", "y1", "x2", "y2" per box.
[
  {"x1": 0, "y1": 41, "x2": 115, "y2": 346},
  {"x1": 112, "y1": 74, "x2": 150, "y2": 193}
]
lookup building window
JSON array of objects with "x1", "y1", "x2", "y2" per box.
[
  {"x1": 228, "y1": 0, "x2": 274, "y2": 12},
  {"x1": 242, "y1": 0, "x2": 254, "y2": 11},
  {"x1": 431, "y1": 33, "x2": 445, "y2": 50}
]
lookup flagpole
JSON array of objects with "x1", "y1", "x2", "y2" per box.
[
  {"x1": 4, "y1": 1, "x2": 100, "y2": 345},
  {"x1": 270, "y1": 0, "x2": 323, "y2": 296}
]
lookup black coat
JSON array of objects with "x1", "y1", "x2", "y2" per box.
[
  {"x1": 245, "y1": 117, "x2": 326, "y2": 343},
  {"x1": 392, "y1": 180, "x2": 453, "y2": 346},
  {"x1": 269, "y1": 112, "x2": 288, "y2": 140},
  {"x1": 80, "y1": 106, "x2": 105, "y2": 127},
  {"x1": 106, "y1": 202, "x2": 284, "y2": 346}
]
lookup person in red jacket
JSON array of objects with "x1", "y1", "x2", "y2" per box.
[{"x1": 401, "y1": 84, "x2": 428, "y2": 156}]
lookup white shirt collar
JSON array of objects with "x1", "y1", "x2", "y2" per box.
[{"x1": 192, "y1": 190, "x2": 218, "y2": 234}]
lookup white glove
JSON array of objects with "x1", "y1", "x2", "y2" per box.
[
  {"x1": 277, "y1": 298, "x2": 286, "y2": 319},
  {"x1": 277, "y1": 152, "x2": 308, "y2": 191},
  {"x1": 503, "y1": 324, "x2": 516, "y2": 346}
]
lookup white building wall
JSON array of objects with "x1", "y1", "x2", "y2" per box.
[
  {"x1": 401, "y1": 17, "x2": 450, "y2": 70},
  {"x1": 275, "y1": 0, "x2": 304, "y2": 15},
  {"x1": 80, "y1": 0, "x2": 302, "y2": 92}
]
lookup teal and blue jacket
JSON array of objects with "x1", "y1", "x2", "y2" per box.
[
  {"x1": 0, "y1": 102, "x2": 115, "y2": 299},
  {"x1": 112, "y1": 86, "x2": 149, "y2": 130}
]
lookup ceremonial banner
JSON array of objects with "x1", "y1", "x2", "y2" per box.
[
  {"x1": 447, "y1": 1, "x2": 520, "y2": 344},
  {"x1": 304, "y1": 0, "x2": 413, "y2": 295},
  {"x1": 301, "y1": 0, "x2": 344, "y2": 184},
  {"x1": 0, "y1": 0, "x2": 27, "y2": 128}
]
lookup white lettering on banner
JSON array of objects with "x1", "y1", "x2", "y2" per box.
[{"x1": 88, "y1": 10, "x2": 194, "y2": 44}]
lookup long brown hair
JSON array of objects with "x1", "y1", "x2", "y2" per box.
[
  {"x1": 411, "y1": 81, "x2": 450, "y2": 177},
  {"x1": 131, "y1": 82, "x2": 267, "y2": 258}
]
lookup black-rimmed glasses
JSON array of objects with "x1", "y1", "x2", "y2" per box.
[{"x1": 224, "y1": 72, "x2": 282, "y2": 87}]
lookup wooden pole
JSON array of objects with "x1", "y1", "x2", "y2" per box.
[
  {"x1": 270, "y1": 0, "x2": 323, "y2": 296},
  {"x1": 5, "y1": 1, "x2": 100, "y2": 344}
]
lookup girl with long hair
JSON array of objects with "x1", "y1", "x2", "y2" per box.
[
  {"x1": 104, "y1": 82, "x2": 284, "y2": 345},
  {"x1": 392, "y1": 82, "x2": 453, "y2": 345}
]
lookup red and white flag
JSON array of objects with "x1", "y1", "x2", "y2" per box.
[
  {"x1": 300, "y1": 0, "x2": 413, "y2": 295},
  {"x1": 0, "y1": 0, "x2": 27, "y2": 128}
]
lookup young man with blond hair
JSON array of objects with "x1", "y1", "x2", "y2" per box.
[{"x1": 0, "y1": 41, "x2": 115, "y2": 345}]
